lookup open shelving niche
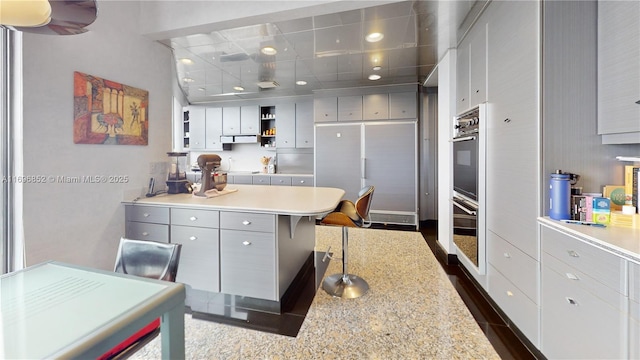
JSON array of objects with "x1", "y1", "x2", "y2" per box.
[
  {"x1": 260, "y1": 105, "x2": 276, "y2": 149},
  {"x1": 182, "y1": 110, "x2": 190, "y2": 149}
]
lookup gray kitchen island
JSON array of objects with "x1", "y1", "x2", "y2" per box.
[{"x1": 122, "y1": 184, "x2": 344, "y2": 314}]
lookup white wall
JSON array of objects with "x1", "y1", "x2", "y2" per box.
[
  {"x1": 21, "y1": 1, "x2": 173, "y2": 270},
  {"x1": 436, "y1": 49, "x2": 455, "y2": 254}
]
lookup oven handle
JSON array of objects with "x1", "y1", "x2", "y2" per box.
[
  {"x1": 452, "y1": 135, "x2": 477, "y2": 142},
  {"x1": 452, "y1": 198, "x2": 477, "y2": 216}
]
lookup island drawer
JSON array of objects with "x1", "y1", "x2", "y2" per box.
[
  {"x1": 126, "y1": 221, "x2": 169, "y2": 243},
  {"x1": 541, "y1": 225, "x2": 625, "y2": 294},
  {"x1": 291, "y1": 176, "x2": 313, "y2": 187},
  {"x1": 252, "y1": 175, "x2": 271, "y2": 185},
  {"x1": 171, "y1": 208, "x2": 219, "y2": 228},
  {"x1": 220, "y1": 230, "x2": 276, "y2": 300},
  {"x1": 172, "y1": 225, "x2": 220, "y2": 293},
  {"x1": 271, "y1": 176, "x2": 292, "y2": 186},
  {"x1": 126, "y1": 205, "x2": 169, "y2": 224},
  {"x1": 220, "y1": 212, "x2": 275, "y2": 233}
]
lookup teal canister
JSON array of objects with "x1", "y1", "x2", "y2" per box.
[{"x1": 549, "y1": 171, "x2": 571, "y2": 220}]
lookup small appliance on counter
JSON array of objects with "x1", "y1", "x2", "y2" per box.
[
  {"x1": 166, "y1": 152, "x2": 191, "y2": 194},
  {"x1": 194, "y1": 154, "x2": 227, "y2": 197}
]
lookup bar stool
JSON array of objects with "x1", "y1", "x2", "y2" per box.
[{"x1": 320, "y1": 186, "x2": 374, "y2": 299}]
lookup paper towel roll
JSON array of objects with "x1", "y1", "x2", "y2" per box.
[{"x1": 622, "y1": 205, "x2": 636, "y2": 215}]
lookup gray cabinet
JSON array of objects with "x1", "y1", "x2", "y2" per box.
[
  {"x1": 275, "y1": 103, "x2": 295, "y2": 148},
  {"x1": 315, "y1": 124, "x2": 362, "y2": 202},
  {"x1": 338, "y1": 95, "x2": 363, "y2": 122},
  {"x1": 271, "y1": 176, "x2": 291, "y2": 186},
  {"x1": 597, "y1": 1, "x2": 640, "y2": 144},
  {"x1": 219, "y1": 212, "x2": 277, "y2": 300},
  {"x1": 205, "y1": 107, "x2": 223, "y2": 151},
  {"x1": 252, "y1": 175, "x2": 270, "y2": 185},
  {"x1": 486, "y1": 0, "x2": 539, "y2": 258},
  {"x1": 456, "y1": 40, "x2": 470, "y2": 114},
  {"x1": 240, "y1": 105, "x2": 259, "y2": 135},
  {"x1": 469, "y1": 22, "x2": 487, "y2": 107},
  {"x1": 631, "y1": 261, "x2": 640, "y2": 359},
  {"x1": 295, "y1": 100, "x2": 314, "y2": 148},
  {"x1": 291, "y1": 176, "x2": 312, "y2": 187},
  {"x1": 540, "y1": 225, "x2": 627, "y2": 359},
  {"x1": 188, "y1": 107, "x2": 206, "y2": 149},
  {"x1": 222, "y1": 107, "x2": 240, "y2": 134},
  {"x1": 315, "y1": 121, "x2": 418, "y2": 226},
  {"x1": 125, "y1": 205, "x2": 169, "y2": 243},
  {"x1": 363, "y1": 94, "x2": 388, "y2": 120},
  {"x1": 171, "y1": 224, "x2": 219, "y2": 292},
  {"x1": 314, "y1": 97, "x2": 337, "y2": 122},
  {"x1": 389, "y1": 92, "x2": 417, "y2": 119},
  {"x1": 483, "y1": 0, "x2": 540, "y2": 345}
]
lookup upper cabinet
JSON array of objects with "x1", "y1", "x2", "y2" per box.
[
  {"x1": 314, "y1": 97, "x2": 338, "y2": 122},
  {"x1": 315, "y1": 90, "x2": 417, "y2": 122},
  {"x1": 338, "y1": 95, "x2": 363, "y2": 122},
  {"x1": 597, "y1": 1, "x2": 640, "y2": 144},
  {"x1": 222, "y1": 106, "x2": 259, "y2": 135},
  {"x1": 205, "y1": 107, "x2": 223, "y2": 151},
  {"x1": 456, "y1": 22, "x2": 487, "y2": 115},
  {"x1": 187, "y1": 106, "x2": 206, "y2": 150},
  {"x1": 295, "y1": 100, "x2": 314, "y2": 148}
]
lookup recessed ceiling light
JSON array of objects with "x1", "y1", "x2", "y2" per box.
[
  {"x1": 179, "y1": 58, "x2": 193, "y2": 65},
  {"x1": 372, "y1": 66, "x2": 382, "y2": 71},
  {"x1": 261, "y1": 46, "x2": 277, "y2": 55},
  {"x1": 183, "y1": 77, "x2": 194, "y2": 83},
  {"x1": 365, "y1": 32, "x2": 384, "y2": 42},
  {"x1": 296, "y1": 80, "x2": 307, "y2": 86},
  {"x1": 233, "y1": 86, "x2": 244, "y2": 91},
  {"x1": 368, "y1": 74, "x2": 382, "y2": 81}
]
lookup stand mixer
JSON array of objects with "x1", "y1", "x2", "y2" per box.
[{"x1": 194, "y1": 154, "x2": 227, "y2": 197}]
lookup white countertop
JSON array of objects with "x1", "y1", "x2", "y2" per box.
[
  {"x1": 538, "y1": 217, "x2": 640, "y2": 263},
  {"x1": 124, "y1": 184, "x2": 344, "y2": 216}
]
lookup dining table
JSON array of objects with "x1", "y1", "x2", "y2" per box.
[{"x1": 0, "y1": 261, "x2": 185, "y2": 359}]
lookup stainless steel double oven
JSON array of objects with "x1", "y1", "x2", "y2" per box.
[{"x1": 452, "y1": 106, "x2": 481, "y2": 268}]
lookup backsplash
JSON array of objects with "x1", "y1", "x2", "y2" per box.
[{"x1": 188, "y1": 146, "x2": 312, "y2": 175}]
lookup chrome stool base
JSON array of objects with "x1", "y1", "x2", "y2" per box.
[{"x1": 322, "y1": 273, "x2": 369, "y2": 299}]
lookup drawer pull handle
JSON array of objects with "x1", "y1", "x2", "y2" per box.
[
  {"x1": 189, "y1": 216, "x2": 197, "y2": 221},
  {"x1": 189, "y1": 236, "x2": 197, "y2": 241},
  {"x1": 142, "y1": 232, "x2": 149, "y2": 236},
  {"x1": 566, "y1": 297, "x2": 578, "y2": 306},
  {"x1": 567, "y1": 250, "x2": 579, "y2": 258},
  {"x1": 503, "y1": 252, "x2": 511, "y2": 258},
  {"x1": 242, "y1": 241, "x2": 251, "y2": 246},
  {"x1": 300, "y1": 180, "x2": 305, "y2": 184},
  {"x1": 565, "y1": 272, "x2": 579, "y2": 280},
  {"x1": 143, "y1": 213, "x2": 150, "y2": 217},
  {"x1": 506, "y1": 291, "x2": 514, "y2": 297},
  {"x1": 242, "y1": 220, "x2": 251, "y2": 226}
]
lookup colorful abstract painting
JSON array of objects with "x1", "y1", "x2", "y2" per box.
[{"x1": 73, "y1": 71, "x2": 148, "y2": 145}]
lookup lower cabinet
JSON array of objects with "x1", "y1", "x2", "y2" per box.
[
  {"x1": 540, "y1": 224, "x2": 628, "y2": 359},
  {"x1": 125, "y1": 205, "x2": 169, "y2": 242},
  {"x1": 220, "y1": 230, "x2": 276, "y2": 300},
  {"x1": 171, "y1": 225, "x2": 219, "y2": 293},
  {"x1": 630, "y1": 261, "x2": 640, "y2": 359}
]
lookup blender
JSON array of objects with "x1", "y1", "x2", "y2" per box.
[{"x1": 166, "y1": 152, "x2": 191, "y2": 194}]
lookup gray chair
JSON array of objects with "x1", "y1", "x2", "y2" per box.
[
  {"x1": 320, "y1": 186, "x2": 374, "y2": 299},
  {"x1": 99, "y1": 238, "x2": 182, "y2": 360}
]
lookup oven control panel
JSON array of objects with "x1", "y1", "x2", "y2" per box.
[{"x1": 454, "y1": 107, "x2": 480, "y2": 138}]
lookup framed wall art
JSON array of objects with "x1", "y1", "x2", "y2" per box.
[{"x1": 73, "y1": 71, "x2": 149, "y2": 145}]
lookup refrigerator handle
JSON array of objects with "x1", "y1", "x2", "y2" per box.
[{"x1": 361, "y1": 158, "x2": 366, "y2": 179}]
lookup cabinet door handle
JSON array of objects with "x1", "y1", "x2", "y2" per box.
[
  {"x1": 143, "y1": 213, "x2": 150, "y2": 217},
  {"x1": 299, "y1": 180, "x2": 305, "y2": 184},
  {"x1": 475, "y1": 89, "x2": 480, "y2": 93},
  {"x1": 565, "y1": 272, "x2": 579, "y2": 280},
  {"x1": 374, "y1": 111, "x2": 379, "y2": 114},
  {"x1": 566, "y1": 297, "x2": 578, "y2": 306},
  {"x1": 142, "y1": 232, "x2": 149, "y2": 236},
  {"x1": 189, "y1": 216, "x2": 197, "y2": 221},
  {"x1": 242, "y1": 241, "x2": 251, "y2": 246},
  {"x1": 635, "y1": 100, "x2": 640, "y2": 104},
  {"x1": 504, "y1": 118, "x2": 511, "y2": 123},
  {"x1": 189, "y1": 236, "x2": 197, "y2": 241},
  {"x1": 567, "y1": 250, "x2": 579, "y2": 258},
  {"x1": 242, "y1": 220, "x2": 251, "y2": 225},
  {"x1": 503, "y1": 252, "x2": 511, "y2": 258}
]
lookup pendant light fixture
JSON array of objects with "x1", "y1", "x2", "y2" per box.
[{"x1": 1, "y1": 0, "x2": 97, "y2": 36}]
